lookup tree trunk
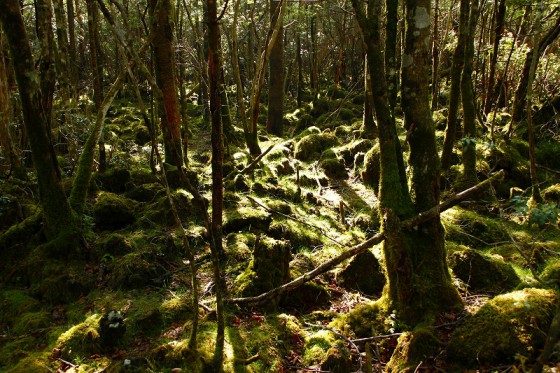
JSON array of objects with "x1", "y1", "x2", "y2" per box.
[
  {"x1": 385, "y1": 0, "x2": 398, "y2": 111},
  {"x1": 362, "y1": 55, "x2": 377, "y2": 134},
  {"x1": 207, "y1": 0, "x2": 226, "y2": 370},
  {"x1": 508, "y1": 12, "x2": 560, "y2": 134},
  {"x1": 86, "y1": 0, "x2": 106, "y2": 171},
  {"x1": 459, "y1": 0, "x2": 479, "y2": 189},
  {"x1": 67, "y1": 0, "x2": 78, "y2": 97},
  {"x1": 267, "y1": 0, "x2": 285, "y2": 136},
  {"x1": 150, "y1": 0, "x2": 185, "y2": 169},
  {"x1": 400, "y1": 0, "x2": 462, "y2": 325},
  {"x1": 483, "y1": 0, "x2": 506, "y2": 115},
  {"x1": 440, "y1": 0, "x2": 470, "y2": 171},
  {"x1": 0, "y1": 0, "x2": 78, "y2": 247}
]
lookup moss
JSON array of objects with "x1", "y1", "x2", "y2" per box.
[
  {"x1": 488, "y1": 140, "x2": 531, "y2": 196},
  {"x1": 142, "y1": 189, "x2": 195, "y2": 227},
  {"x1": 543, "y1": 183, "x2": 560, "y2": 204},
  {"x1": 161, "y1": 296, "x2": 193, "y2": 322},
  {"x1": 446, "y1": 288, "x2": 558, "y2": 368},
  {"x1": 310, "y1": 98, "x2": 331, "y2": 118},
  {"x1": 294, "y1": 133, "x2": 340, "y2": 161},
  {"x1": 225, "y1": 232, "x2": 254, "y2": 261},
  {"x1": 234, "y1": 237, "x2": 291, "y2": 308},
  {"x1": 386, "y1": 328, "x2": 442, "y2": 372},
  {"x1": 449, "y1": 248, "x2": 520, "y2": 293},
  {"x1": 302, "y1": 330, "x2": 336, "y2": 365},
  {"x1": 108, "y1": 252, "x2": 167, "y2": 289},
  {"x1": 361, "y1": 144, "x2": 380, "y2": 194},
  {"x1": 11, "y1": 311, "x2": 51, "y2": 335},
  {"x1": 93, "y1": 193, "x2": 136, "y2": 230},
  {"x1": 337, "y1": 139, "x2": 375, "y2": 167},
  {"x1": 540, "y1": 260, "x2": 560, "y2": 285},
  {"x1": 337, "y1": 250, "x2": 385, "y2": 296},
  {"x1": 56, "y1": 314, "x2": 103, "y2": 359},
  {"x1": 320, "y1": 346, "x2": 353, "y2": 372},
  {"x1": 267, "y1": 220, "x2": 323, "y2": 250},
  {"x1": 3, "y1": 355, "x2": 51, "y2": 373},
  {"x1": 535, "y1": 141, "x2": 560, "y2": 170},
  {"x1": 95, "y1": 167, "x2": 131, "y2": 193},
  {"x1": 319, "y1": 157, "x2": 348, "y2": 180},
  {"x1": 151, "y1": 340, "x2": 212, "y2": 371},
  {"x1": 124, "y1": 182, "x2": 164, "y2": 202},
  {"x1": 223, "y1": 205, "x2": 272, "y2": 234},
  {"x1": 1, "y1": 290, "x2": 39, "y2": 317},
  {"x1": 432, "y1": 108, "x2": 448, "y2": 130},
  {"x1": 442, "y1": 207, "x2": 509, "y2": 248},
  {"x1": 332, "y1": 298, "x2": 390, "y2": 338},
  {"x1": 282, "y1": 282, "x2": 330, "y2": 310}
]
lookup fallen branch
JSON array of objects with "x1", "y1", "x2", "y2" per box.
[
  {"x1": 224, "y1": 144, "x2": 274, "y2": 181},
  {"x1": 226, "y1": 170, "x2": 505, "y2": 305}
]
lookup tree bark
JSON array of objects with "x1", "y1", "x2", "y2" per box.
[
  {"x1": 207, "y1": 0, "x2": 226, "y2": 370},
  {"x1": 0, "y1": 0, "x2": 77, "y2": 247},
  {"x1": 459, "y1": 0, "x2": 479, "y2": 189},
  {"x1": 267, "y1": 0, "x2": 285, "y2": 136},
  {"x1": 401, "y1": 0, "x2": 462, "y2": 325},
  {"x1": 483, "y1": 0, "x2": 506, "y2": 115},
  {"x1": 440, "y1": 0, "x2": 470, "y2": 171},
  {"x1": 150, "y1": 0, "x2": 185, "y2": 169}
]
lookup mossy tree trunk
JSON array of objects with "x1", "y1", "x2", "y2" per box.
[
  {"x1": 150, "y1": 0, "x2": 185, "y2": 169},
  {"x1": 459, "y1": 0, "x2": 479, "y2": 189},
  {"x1": 385, "y1": 0, "x2": 399, "y2": 111},
  {"x1": 508, "y1": 12, "x2": 560, "y2": 135},
  {"x1": 0, "y1": 0, "x2": 78, "y2": 247},
  {"x1": 483, "y1": 0, "x2": 506, "y2": 115},
  {"x1": 440, "y1": 0, "x2": 469, "y2": 171},
  {"x1": 400, "y1": 0, "x2": 462, "y2": 325},
  {"x1": 267, "y1": 0, "x2": 285, "y2": 136},
  {"x1": 207, "y1": 0, "x2": 226, "y2": 370}
]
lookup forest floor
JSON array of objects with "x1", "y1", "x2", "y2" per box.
[{"x1": 1, "y1": 90, "x2": 560, "y2": 372}]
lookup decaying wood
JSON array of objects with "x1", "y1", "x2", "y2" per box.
[{"x1": 227, "y1": 170, "x2": 505, "y2": 305}]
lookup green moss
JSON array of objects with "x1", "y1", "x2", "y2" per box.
[
  {"x1": 337, "y1": 250, "x2": 385, "y2": 296},
  {"x1": 320, "y1": 346, "x2": 353, "y2": 373},
  {"x1": 124, "y1": 182, "x2": 164, "y2": 202},
  {"x1": 543, "y1": 183, "x2": 560, "y2": 204},
  {"x1": 386, "y1": 328, "x2": 442, "y2": 372},
  {"x1": 449, "y1": 248, "x2": 520, "y2": 293},
  {"x1": 93, "y1": 192, "x2": 136, "y2": 230},
  {"x1": 540, "y1": 260, "x2": 560, "y2": 285},
  {"x1": 56, "y1": 314, "x2": 103, "y2": 359},
  {"x1": 294, "y1": 133, "x2": 340, "y2": 161},
  {"x1": 223, "y1": 205, "x2": 272, "y2": 234},
  {"x1": 337, "y1": 139, "x2": 375, "y2": 166},
  {"x1": 446, "y1": 288, "x2": 558, "y2": 368},
  {"x1": 108, "y1": 252, "x2": 167, "y2": 289},
  {"x1": 143, "y1": 190, "x2": 194, "y2": 226},
  {"x1": 95, "y1": 167, "x2": 131, "y2": 193},
  {"x1": 319, "y1": 157, "x2": 348, "y2": 180},
  {"x1": 442, "y1": 207, "x2": 509, "y2": 248},
  {"x1": 0, "y1": 290, "x2": 40, "y2": 325},
  {"x1": 3, "y1": 355, "x2": 52, "y2": 373},
  {"x1": 302, "y1": 330, "x2": 336, "y2": 365},
  {"x1": 11, "y1": 311, "x2": 51, "y2": 335},
  {"x1": 361, "y1": 144, "x2": 380, "y2": 194},
  {"x1": 332, "y1": 298, "x2": 390, "y2": 338},
  {"x1": 536, "y1": 141, "x2": 560, "y2": 170},
  {"x1": 267, "y1": 220, "x2": 322, "y2": 250}
]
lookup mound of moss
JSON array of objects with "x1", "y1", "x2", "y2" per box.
[
  {"x1": 446, "y1": 288, "x2": 558, "y2": 368},
  {"x1": 442, "y1": 207, "x2": 508, "y2": 248},
  {"x1": 319, "y1": 157, "x2": 348, "y2": 180},
  {"x1": 361, "y1": 145, "x2": 380, "y2": 194},
  {"x1": 95, "y1": 167, "x2": 131, "y2": 193},
  {"x1": 295, "y1": 133, "x2": 339, "y2": 161},
  {"x1": 93, "y1": 193, "x2": 136, "y2": 230},
  {"x1": 449, "y1": 248, "x2": 520, "y2": 293},
  {"x1": 124, "y1": 182, "x2": 163, "y2": 202},
  {"x1": 386, "y1": 328, "x2": 442, "y2": 372},
  {"x1": 337, "y1": 250, "x2": 385, "y2": 296},
  {"x1": 108, "y1": 252, "x2": 167, "y2": 289},
  {"x1": 543, "y1": 183, "x2": 560, "y2": 204},
  {"x1": 55, "y1": 314, "x2": 103, "y2": 359},
  {"x1": 223, "y1": 205, "x2": 272, "y2": 234}
]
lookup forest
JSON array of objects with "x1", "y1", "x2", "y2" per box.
[{"x1": 1, "y1": 0, "x2": 560, "y2": 371}]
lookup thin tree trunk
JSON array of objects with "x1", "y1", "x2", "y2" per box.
[
  {"x1": 431, "y1": 0, "x2": 439, "y2": 110},
  {"x1": 207, "y1": 0, "x2": 226, "y2": 370},
  {"x1": 267, "y1": 0, "x2": 285, "y2": 136},
  {"x1": 441, "y1": 0, "x2": 470, "y2": 171},
  {"x1": 483, "y1": 0, "x2": 506, "y2": 115},
  {"x1": 460, "y1": 0, "x2": 479, "y2": 189},
  {"x1": 385, "y1": 0, "x2": 398, "y2": 111},
  {"x1": 67, "y1": 0, "x2": 77, "y2": 97}
]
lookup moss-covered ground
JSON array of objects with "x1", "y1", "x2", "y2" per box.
[{"x1": 1, "y1": 87, "x2": 560, "y2": 372}]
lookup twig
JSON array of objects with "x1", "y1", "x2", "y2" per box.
[
  {"x1": 224, "y1": 144, "x2": 274, "y2": 181},
  {"x1": 57, "y1": 358, "x2": 77, "y2": 368},
  {"x1": 351, "y1": 333, "x2": 403, "y2": 344}
]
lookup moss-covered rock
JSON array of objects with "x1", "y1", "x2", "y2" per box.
[
  {"x1": 449, "y1": 248, "x2": 520, "y2": 293},
  {"x1": 386, "y1": 328, "x2": 442, "y2": 372},
  {"x1": 536, "y1": 141, "x2": 560, "y2": 170},
  {"x1": 319, "y1": 157, "x2": 348, "y2": 179},
  {"x1": 337, "y1": 250, "x2": 385, "y2": 296},
  {"x1": 0, "y1": 290, "x2": 40, "y2": 326},
  {"x1": 142, "y1": 190, "x2": 195, "y2": 227},
  {"x1": 320, "y1": 345, "x2": 353, "y2": 373},
  {"x1": 541, "y1": 260, "x2": 560, "y2": 285},
  {"x1": 223, "y1": 205, "x2": 272, "y2": 234},
  {"x1": 267, "y1": 220, "x2": 323, "y2": 250},
  {"x1": 11, "y1": 311, "x2": 51, "y2": 335},
  {"x1": 488, "y1": 140, "x2": 531, "y2": 197},
  {"x1": 95, "y1": 167, "x2": 131, "y2": 193},
  {"x1": 337, "y1": 139, "x2": 375, "y2": 167},
  {"x1": 56, "y1": 314, "x2": 103, "y2": 359},
  {"x1": 235, "y1": 237, "x2": 291, "y2": 308},
  {"x1": 446, "y1": 288, "x2": 558, "y2": 368},
  {"x1": 302, "y1": 330, "x2": 336, "y2": 365},
  {"x1": 294, "y1": 133, "x2": 339, "y2": 161},
  {"x1": 332, "y1": 299, "x2": 390, "y2": 338},
  {"x1": 97, "y1": 233, "x2": 134, "y2": 257},
  {"x1": 93, "y1": 193, "x2": 136, "y2": 230},
  {"x1": 543, "y1": 183, "x2": 560, "y2": 204},
  {"x1": 442, "y1": 207, "x2": 508, "y2": 248},
  {"x1": 124, "y1": 182, "x2": 164, "y2": 202},
  {"x1": 108, "y1": 252, "x2": 167, "y2": 289},
  {"x1": 361, "y1": 144, "x2": 380, "y2": 194}
]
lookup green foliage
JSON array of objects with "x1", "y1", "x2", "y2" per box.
[{"x1": 511, "y1": 195, "x2": 559, "y2": 228}]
